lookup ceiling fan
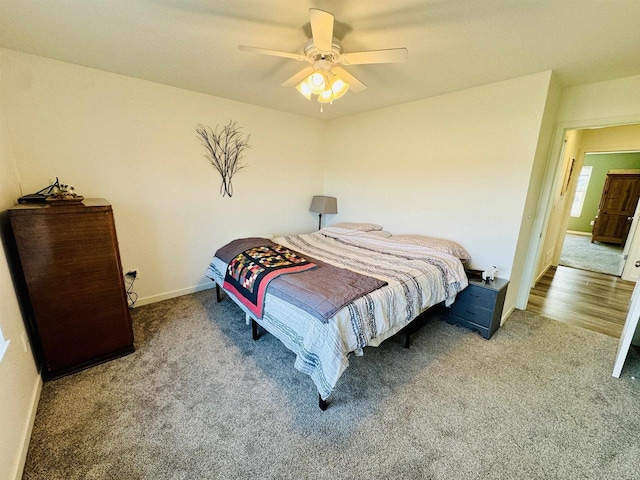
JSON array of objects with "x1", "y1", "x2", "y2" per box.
[{"x1": 238, "y1": 8, "x2": 408, "y2": 109}]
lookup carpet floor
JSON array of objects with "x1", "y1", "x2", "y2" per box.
[
  {"x1": 559, "y1": 233, "x2": 624, "y2": 276},
  {"x1": 22, "y1": 289, "x2": 640, "y2": 480}
]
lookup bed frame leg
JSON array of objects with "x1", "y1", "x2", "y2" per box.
[
  {"x1": 215, "y1": 283, "x2": 222, "y2": 303},
  {"x1": 319, "y1": 394, "x2": 329, "y2": 411},
  {"x1": 404, "y1": 332, "x2": 411, "y2": 349},
  {"x1": 251, "y1": 319, "x2": 260, "y2": 341}
]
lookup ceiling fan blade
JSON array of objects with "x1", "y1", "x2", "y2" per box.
[
  {"x1": 333, "y1": 66, "x2": 367, "y2": 93},
  {"x1": 281, "y1": 67, "x2": 315, "y2": 87},
  {"x1": 341, "y1": 48, "x2": 408, "y2": 65},
  {"x1": 238, "y1": 45, "x2": 307, "y2": 61},
  {"x1": 309, "y1": 8, "x2": 334, "y2": 53}
]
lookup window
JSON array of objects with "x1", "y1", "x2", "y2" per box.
[{"x1": 570, "y1": 166, "x2": 593, "y2": 217}]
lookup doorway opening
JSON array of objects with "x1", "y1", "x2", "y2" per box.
[
  {"x1": 557, "y1": 152, "x2": 640, "y2": 277},
  {"x1": 526, "y1": 124, "x2": 640, "y2": 338}
]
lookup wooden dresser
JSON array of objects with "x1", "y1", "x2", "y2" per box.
[{"x1": 8, "y1": 198, "x2": 134, "y2": 379}]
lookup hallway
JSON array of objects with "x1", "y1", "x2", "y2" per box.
[{"x1": 527, "y1": 265, "x2": 633, "y2": 338}]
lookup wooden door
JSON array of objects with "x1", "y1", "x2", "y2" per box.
[{"x1": 592, "y1": 170, "x2": 640, "y2": 245}]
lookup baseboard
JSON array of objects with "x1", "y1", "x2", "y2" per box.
[
  {"x1": 12, "y1": 373, "x2": 42, "y2": 480},
  {"x1": 134, "y1": 282, "x2": 215, "y2": 307},
  {"x1": 500, "y1": 304, "x2": 516, "y2": 326},
  {"x1": 535, "y1": 262, "x2": 552, "y2": 284},
  {"x1": 566, "y1": 230, "x2": 592, "y2": 237}
]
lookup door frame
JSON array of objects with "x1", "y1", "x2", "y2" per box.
[
  {"x1": 553, "y1": 154, "x2": 640, "y2": 278},
  {"x1": 517, "y1": 115, "x2": 640, "y2": 310},
  {"x1": 621, "y1": 197, "x2": 640, "y2": 281},
  {"x1": 613, "y1": 279, "x2": 640, "y2": 377}
]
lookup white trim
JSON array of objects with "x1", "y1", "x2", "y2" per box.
[
  {"x1": 0, "y1": 339, "x2": 9, "y2": 364},
  {"x1": 613, "y1": 280, "x2": 640, "y2": 377},
  {"x1": 535, "y1": 263, "x2": 552, "y2": 284},
  {"x1": 501, "y1": 304, "x2": 516, "y2": 326},
  {"x1": 11, "y1": 374, "x2": 42, "y2": 480},
  {"x1": 133, "y1": 282, "x2": 215, "y2": 307},
  {"x1": 566, "y1": 230, "x2": 592, "y2": 237}
]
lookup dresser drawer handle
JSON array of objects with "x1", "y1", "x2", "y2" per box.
[{"x1": 465, "y1": 309, "x2": 476, "y2": 316}]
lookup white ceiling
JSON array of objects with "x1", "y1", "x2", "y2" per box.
[{"x1": 1, "y1": 1, "x2": 640, "y2": 120}]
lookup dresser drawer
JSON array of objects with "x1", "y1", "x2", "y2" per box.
[{"x1": 450, "y1": 303, "x2": 493, "y2": 328}]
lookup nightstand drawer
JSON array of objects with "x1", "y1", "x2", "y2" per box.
[
  {"x1": 449, "y1": 303, "x2": 493, "y2": 328},
  {"x1": 455, "y1": 284, "x2": 496, "y2": 310}
]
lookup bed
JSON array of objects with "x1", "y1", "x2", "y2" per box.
[{"x1": 206, "y1": 225, "x2": 469, "y2": 409}]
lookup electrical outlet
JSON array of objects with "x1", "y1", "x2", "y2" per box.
[{"x1": 125, "y1": 268, "x2": 139, "y2": 279}]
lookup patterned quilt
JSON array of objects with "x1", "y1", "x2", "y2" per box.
[
  {"x1": 223, "y1": 244, "x2": 317, "y2": 319},
  {"x1": 206, "y1": 230, "x2": 468, "y2": 400}
]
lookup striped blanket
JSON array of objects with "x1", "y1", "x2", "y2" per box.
[{"x1": 206, "y1": 230, "x2": 468, "y2": 400}]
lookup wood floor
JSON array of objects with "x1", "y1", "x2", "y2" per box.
[{"x1": 527, "y1": 265, "x2": 634, "y2": 338}]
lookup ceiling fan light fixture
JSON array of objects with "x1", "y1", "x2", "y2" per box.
[
  {"x1": 330, "y1": 78, "x2": 349, "y2": 99},
  {"x1": 239, "y1": 8, "x2": 407, "y2": 109},
  {"x1": 308, "y1": 71, "x2": 326, "y2": 94},
  {"x1": 296, "y1": 81, "x2": 312, "y2": 100},
  {"x1": 318, "y1": 88, "x2": 334, "y2": 104}
]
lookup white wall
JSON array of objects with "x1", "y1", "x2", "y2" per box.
[
  {"x1": 507, "y1": 72, "x2": 561, "y2": 312},
  {"x1": 578, "y1": 124, "x2": 640, "y2": 151},
  {"x1": 557, "y1": 74, "x2": 640, "y2": 126},
  {"x1": 324, "y1": 71, "x2": 554, "y2": 316},
  {"x1": 0, "y1": 102, "x2": 41, "y2": 480},
  {"x1": 0, "y1": 48, "x2": 325, "y2": 305}
]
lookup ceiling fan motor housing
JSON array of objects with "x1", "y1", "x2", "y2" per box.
[{"x1": 304, "y1": 37, "x2": 343, "y2": 65}]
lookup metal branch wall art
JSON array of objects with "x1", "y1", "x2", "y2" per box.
[{"x1": 196, "y1": 121, "x2": 251, "y2": 197}]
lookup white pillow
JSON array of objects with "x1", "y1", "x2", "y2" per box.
[
  {"x1": 330, "y1": 222, "x2": 383, "y2": 232},
  {"x1": 319, "y1": 226, "x2": 368, "y2": 236},
  {"x1": 391, "y1": 234, "x2": 470, "y2": 263},
  {"x1": 361, "y1": 230, "x2": 392, "y2": 238}
]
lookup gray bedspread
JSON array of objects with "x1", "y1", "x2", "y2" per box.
[{"x1": 215, "y1": 237, "x2": 387, "y2": 322}]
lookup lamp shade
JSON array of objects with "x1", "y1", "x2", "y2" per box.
[{"x1": 309, "y1": 195, "x2": 338, "y2": 214}]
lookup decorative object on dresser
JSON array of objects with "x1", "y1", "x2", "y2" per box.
[
  {"x1": 18, "y1": 176, "x2": 83, "y2": 204},
  {"x1": 196, "y1": 120, "x2": 251, "y2": 198},
  {"x1": 8, "y1": 199, "x2": 134, "y2": 379},
  {"x1": 45, "y1": 181, "x2": 83, "y2": 204},
  {"x1": 447, "y1": 276, "x2": 509, "y2": 339},
  {"x1": 309, "y1": 195, "x2": 337, "y2": 229}
]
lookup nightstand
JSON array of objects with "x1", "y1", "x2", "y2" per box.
[{"x1": 447, "y1": 277, "x2": 509, "y2": 339}]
